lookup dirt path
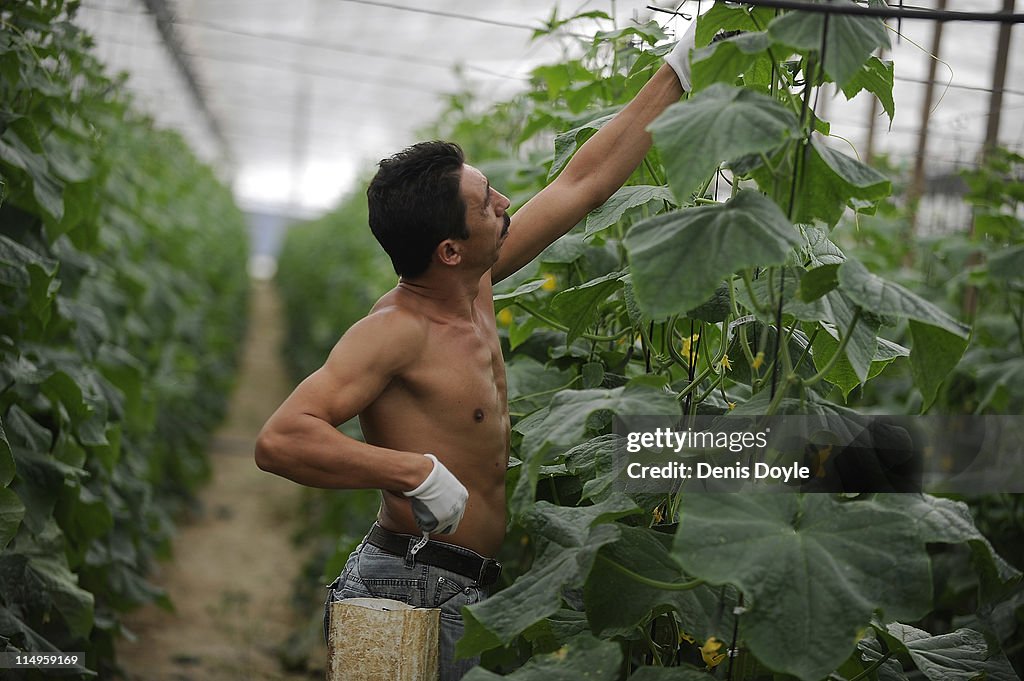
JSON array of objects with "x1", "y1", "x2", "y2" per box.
[{"x1": 116, "y1": 281, "x2": 326, "y2": 680}]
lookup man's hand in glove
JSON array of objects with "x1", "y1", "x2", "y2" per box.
[
  {"x1": 403, "y1": 453, "x2": 469, "y2": 535},
  {"x1": 663, "y1": 18, "x2": 699, "y2": 92}
]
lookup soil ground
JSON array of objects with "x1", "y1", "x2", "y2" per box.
[{"x1": 115, "y1": 281, "x2": 328, "y2": 681}]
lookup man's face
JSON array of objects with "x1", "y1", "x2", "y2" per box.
[{"x1": 459, "y1": 164, "x2": 511, "y2": 265}]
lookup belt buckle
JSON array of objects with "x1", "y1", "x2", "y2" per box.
[{"x1": 477, "y1": 559, "x2": 502, "y2": 586}]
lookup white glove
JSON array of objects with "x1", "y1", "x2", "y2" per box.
[
  {"x1": 664, "y1": 18, "x2": 698, "y2": 92},
  {"x1": 402, "y1": 454, "x2": 468, "y2": 535}
]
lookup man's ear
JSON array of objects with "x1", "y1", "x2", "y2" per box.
[{"x1": 435, "y1": 239, "x2": 462, "y2": 267}]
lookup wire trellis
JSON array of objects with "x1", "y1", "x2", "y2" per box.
[{"x1": 650, "y1": 0, "x2": 1024, "y2": 23}]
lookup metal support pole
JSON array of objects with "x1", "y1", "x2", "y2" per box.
[
  {"x1": 983, "y1": 0, "x2": 1016, "y2": 157},
  {"x1": 964, "y1": 0, "x2": 1016, "y2": 318},
  {"x1": 906, "y1": 0, "x2": 947, "y2": 242},
  {"x1": 138, "y1": 0, "x2": 230, "y2": 160}
]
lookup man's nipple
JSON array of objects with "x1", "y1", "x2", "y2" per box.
[{"x1": 474, "y1": 408, "x2": 485, "y2": 422}]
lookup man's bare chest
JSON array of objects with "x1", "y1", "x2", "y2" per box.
[{"x1": 405, "y1": 323, "x2": 506, "y2": 407}]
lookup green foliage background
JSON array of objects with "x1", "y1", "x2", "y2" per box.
[
  {"x1": 276, "y1": 184, "x2": 392, "y2": 381},
  {"x1": 1, "y1": 1, "x2": 249, "y2": 676},
  {"x1": 275, "y1": 3, "x2": 1024, "y2": 679}
]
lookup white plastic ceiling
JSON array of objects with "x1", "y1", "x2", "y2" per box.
[{"x1": 75, "y1": 0, "x2": 1022, "y2": 219}]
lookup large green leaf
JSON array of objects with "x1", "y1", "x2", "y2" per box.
[
  {"x1": 595, "y1": 20, "x2": 666, "y2": 47},
  {"x1": 908, "y1": 320, "x2": 968, "y2": 412},
  {"x1": 521, "y1": 609, "x2": 590, "y2": 651},
  {"x1": 4, "y1": 405, "x2": 52, "y2": 454},
  {"x1": 41, "y1": 365, "x2": 111, "y2": 446},
  {"x1": 549, "y1": 111, "x2": 617, "y2": 180},
  {"x1": 550, "y1": 271, "x2": 626, "y2": 343},
  {"x1": 752, "y1": 274, "x2": 873, "y2": 384},
  {"x1": 838, "y1": 258, "x2": 969, "y2": 338},
  {"x1": 694, "y1": 3, "x2": 777, "y2": 47},
  {"x1": 986, "y1": 243, "x2": 1024, "y2": 280},
  {"x1": 522, "y1": 379, "x2": 681, "y2": 453},
  {"x1": 672, "y1": 495, "x2": 932, "y2": 680},
  {"x1": 585, "y1": 185, "x2": 675, "y2": 237},
  {"x1": 800, "y1": 139, "x2": 892, "y2": 226},
  {"x1": 493, "y1": 278, "x2": 546, "y2": 312},
  {"x1": 41, "y1": 127, "x2": 94, "y2": 184},
  {"x1": 511, "y1": 381, "x2": 679, "y2": 516},
  {"x1": 0, "y1": 604, "x2": 61, "y2": 653},
  {"x1": 885, "y1": 623, "x2": 1018, "y2": 681},
  {"x1": 564, "y1": 434, "x2": 622, "y2": 502},
  {"x1": 691, "y1": 32, "x2": 774, "y2": 91},
  {"x1": 802, "y1": 226, "x2": 846, "y2": 266},
  {"x1": 0, "y1": 523, "x2": 95, "y2": 638},
  {"x1": 975, "y1": 357, "x2": 1024, "y2": 413},
  {"x1": 0, "y1": 416, "x2": 15, "y2": 487},
  {"x1": 584, "y1": 525, "x2": 736, "y2": 643},
  {"x1": 798, "y1": 263, "x2": 840, "y2": 302},
  {"x1": 840, "y1": 57, "x2": 895, "y2": 122},
  {"x1": 685, "y1": 282, "x2": 733, "y2": 323},
  {"x1": 810, "y1": 316, "x2": 889, "y2": 398},
  {"x1": 875, "y1": 494, "x2": 1021, "y2": 601},
  {"x1": 0, "y1": 234, "x2": 59, "y2": 290},
  {"x1": 0, "y1": 127, "x2": 65, "y2": 223},
  {"x1": 463, "y1": 633, "x2": 622, "y2": 681},
  {"x1": 857, "y1": 634, "x2": 911, "y2": 681},
  {"x1": 457, "y1": 495, "x2": 640, "y2": 658},
  {"x1": 11, "y1": 446, "x2": 86, "y2": 534},
  {"x1": 0, "y1": 487, "x2": 25, "y2": 550},
  {"x1": 648, "y1": 84, "x2": 800, "y2": 201},
  {"x1": 753, "y1": 138, "x2": 892, "y2": 226},
  {"x1": 767, "y1": 1, "x2": 890, "y2": 88},
  {"x1": 61, "y1": 485, "x2": 114, "y2": 546},
  {"x1": 625, "y1": 190, "x2": 801, "y2": 319},
  {"x1": 821, "y1": 297, "x2": 878, "y2": 385},
  {"x1": 538, "y1": 233, "x2": 590, "y2": 265},
  {"x1": 505, "y1": 356, "x2": 574, "y2": 414}
]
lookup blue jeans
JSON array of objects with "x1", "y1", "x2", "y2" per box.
[{"x1": 323, "y1": 527, "x2": 490, "y2": 681}]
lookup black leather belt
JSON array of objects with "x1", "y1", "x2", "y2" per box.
[{"x1": 367, "y1": 525, "x2": 502, "y2": 587}]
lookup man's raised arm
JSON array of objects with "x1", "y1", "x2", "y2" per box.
[{"x1": 491, "y1": 25, "x2": 696, "y2": 284}]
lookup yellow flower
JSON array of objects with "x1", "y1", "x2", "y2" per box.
[
  {"x1": 727, "y1": 401, "x2": 736, "y2": 410},
  {"x1": 701, "y1": 637, "x2": 727, "y2": 668},
  {"x1": 496, "y1": 308, "x2": 513, "y2": 326},
  {"x1": 652, "y1": 505, "x2": 664, "y2": 524},
  {"x1": 941, "y1": 453, "x2": 954, "y2": 472},
  {"x1": 541, "y1": 272, "x2": 557, "y2": 291},
  {"x1": 751, "y1": 351, "x2": 765, "y2": 370},
  {"x1": 679, "y1": 631, "x2": 696, "y2": 645},
  {"x1": 680, "y1": 333, "x2": 700, "y2": 360},
  {"x1": 813, "y1": 444, "x2": 833, "y2": 478},
  {"x1": 718, "y1": 354, "x2": 732, "y2": 372}
]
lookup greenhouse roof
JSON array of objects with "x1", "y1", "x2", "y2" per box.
[{"x1": 75, "y1": 0, "x2": 1023, "y2": 217}]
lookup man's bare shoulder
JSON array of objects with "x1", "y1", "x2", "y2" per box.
[{"x1": 337, "y1": 292, "x2": 429, "y2": 359}]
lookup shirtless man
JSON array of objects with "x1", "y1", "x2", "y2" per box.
[{"x1": 255, "y1": 27, "x2": 695, "y2": 680}]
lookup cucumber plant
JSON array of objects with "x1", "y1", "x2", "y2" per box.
[{"x1": 1, "y1": 2, "x2": 249, "y2": 676}]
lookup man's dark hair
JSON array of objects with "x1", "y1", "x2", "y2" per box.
[{"x1": 367, "y1": 141, "x2": 468, "y2": 278}]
